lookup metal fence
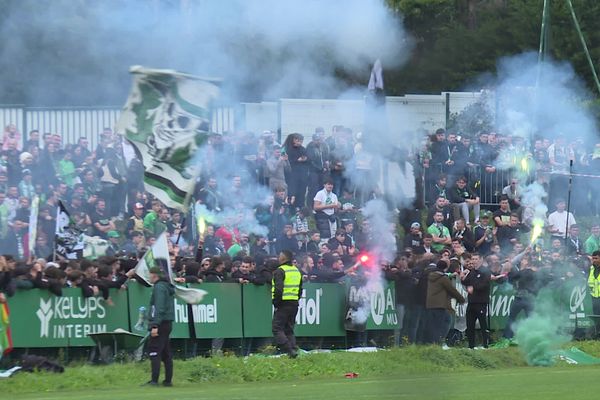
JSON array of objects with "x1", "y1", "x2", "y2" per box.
[
  {"x1": 0, "y1": 105, "x2": 235, "y2": 150},
  {"x1": 424, "y1": 164, "x2": 515, "y2": 206}
]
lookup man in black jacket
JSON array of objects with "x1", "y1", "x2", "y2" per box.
[
  {"x1": 272, "y1": 250, "x2": 303, "y2": 357},
  {"x1": 385, "y1": 255, "x2": 413, "y2": 346},
  {"x1": 460, "y1": 252, "x2": 491, "y2": 349}
]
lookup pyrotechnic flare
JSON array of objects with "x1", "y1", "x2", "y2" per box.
[
  {"x1": 520, "y1": 156, "x2": 529, "y2": 173},
  {"x1": 197, "y1": 216, "x2": 206, "y2": 241},
  {"x1": 530, "y1": 219, "x2": 544, "y2": 244}
]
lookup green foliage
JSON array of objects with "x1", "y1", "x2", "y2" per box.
[
  {"x1": 385, "y1": 0, "x2": 600, "y2": 99},
  {"x1": 448, "y1": 92, "x2": 495, "y2": 136}
]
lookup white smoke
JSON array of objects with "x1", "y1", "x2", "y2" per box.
[
  {"x1": 494, "y1": 53, "x2": 597, "y2": 141},
  {"x1": 0, "y1": 0, "x2": 411, "y2": 105}
]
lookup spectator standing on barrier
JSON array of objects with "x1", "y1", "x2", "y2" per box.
[
  {"x1": 272, "y1": 250, "x2": 302, "y2": 358},
  {"x1": 145, "y1": 262, "x2": 175, "y2": 387},
  {"x1": 460, "y1": 253, "x2": 491, "y2": 349}
]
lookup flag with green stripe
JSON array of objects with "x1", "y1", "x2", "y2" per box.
[{"x1": 116, "y1": 66, "x2": 220, "y2": 210}]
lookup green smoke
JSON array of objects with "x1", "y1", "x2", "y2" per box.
[{"x1": 514, "y1": 287, "x2": 571, "y2": 366}]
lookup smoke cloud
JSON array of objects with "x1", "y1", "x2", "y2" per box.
[
  {"x1": 0, "y1": 0, "x2": 411, "y2": 106},
  {"x1": 494, "y1": 53, "x2": 598, "y2": 141},
  {"x1": 514, "y1": 288, "x2": 571, "y2": 366}
]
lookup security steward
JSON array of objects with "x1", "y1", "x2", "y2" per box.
[
  {"x1": 145, "y1": 261, "x2": 175, "y2": 387},
  {"x1": 588, "y1": 251, "x2": 600, "y2": 334},
  {"x1": 272, "y1": 250, "x2": 303, "y2": 358}
]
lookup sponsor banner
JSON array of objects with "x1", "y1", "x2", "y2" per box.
[
  {"x1": 240, "y1": 284, "x2": 272, "y2": 338},
  {"x1": 345, "y1": 280, "x2": 399, "y2": 330},
  {"x1": 295, "y1": 283, "x2": 346, "y2": 337},
  {"x1": 127, "y1": 282, "x2": 242, "y2": 339},
  {"x1": 8, "y1": 288, "x2": 129, "y2": 347},
  {"x1": 6, "y1": 281, "x2": 597, "y2": 348},
  {"x1": 488, "y1": 282, "x2": 516, "y2": 331},
  {"x1": 242, "y1": 283, "x2": 347, "y2": 337}
]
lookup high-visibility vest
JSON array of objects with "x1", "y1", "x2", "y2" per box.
[
  {"x1": 588, "y1": 265, "x2": 600, "y2": 298},
  {"x1": 272, "y1": 265, "x2": 301, "y2": 301},
  {"x1": 129, "y1": 216, "x2": 144, "y2": 233}
]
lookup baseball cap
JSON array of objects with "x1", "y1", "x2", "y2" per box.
[
  {"x1": 410, "y1": 222, "x2": 421, "y2": 229},
  {"x1": 107, "y1": 230, "x2": 120, "y2": 238},
  {"x1": 134, "y1": 202, "x2": 144, "y2": 209}
]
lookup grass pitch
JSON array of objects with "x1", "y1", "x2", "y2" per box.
[
  {"x1": 3, "y1": 345, "x2": 600, "y2": 400},
  {"x1": 6, "y1": 365, "x2": 600, "y2": 400}
]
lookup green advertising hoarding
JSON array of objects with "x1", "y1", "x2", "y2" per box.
[
  {"x1": 242, "y1": 283, "x2": 347, "y2": 337},
  {"x1": 240, "y1": 284, "x2": 271, "y2": 337},
  {"x1": 127, "y1": 283, "x2": 243, "y2": 339},
  {"x1": 295, "y1": 283, "x2": 347, "y2": 336},
  {"x1": 5, "y1": 280, "x2": 596, "y2": 348},
  {"x1": 8, "y1": 288, "x2": 129, "y2": 347}
]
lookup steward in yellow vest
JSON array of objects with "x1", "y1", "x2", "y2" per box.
[
  {"x1": 588, "y1": 251, "x2": 600, "y2": 334},
  {"x1": 272, "y1": 250, "x2": 302, "y2": 358}
]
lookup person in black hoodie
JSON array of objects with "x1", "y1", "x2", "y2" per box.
[
  {"x1": 460, "y1": 252, "x2": 491, "y2": 348},
  {"x1": 385, "y1": 254, "x2": 413, "y2": 346},
  {"x1": 404, "y1": 255, "x2": 437, "y2": 344},
  {"x1": 203, "y1": 256, "x2": 227, "y2": 282}
]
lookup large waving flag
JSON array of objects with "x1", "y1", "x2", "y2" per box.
[
  {"x1": 116, "y1": 66, "x2": 221, "y2": 210},
  {"x1": 134, "y1": 232, "x2": 206, "y2": 304}
]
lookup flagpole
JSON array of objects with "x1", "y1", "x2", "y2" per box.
[{"x1": 175, "y1": 217, "x2": 185, "y2": 245}]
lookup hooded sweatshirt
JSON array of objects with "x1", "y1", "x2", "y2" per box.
[{"x1": 426, "y1": 270, "x2": 465, "y2": 312}]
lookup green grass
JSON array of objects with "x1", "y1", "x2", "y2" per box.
[
  {"x1": 5, "y1": 367, "x2": 600, "y2": 400},
  {"x1": 3, "y1": 344, "x2": 600, "y2": 399}
]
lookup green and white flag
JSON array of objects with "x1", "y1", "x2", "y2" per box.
[
  {"x1": 134, "y1": 232, "x2": 207, "y2": 305},
  {"x1": 116, "y1": 66, "x2": 220, "y2": 210}
]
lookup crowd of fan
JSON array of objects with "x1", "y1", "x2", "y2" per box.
[{"x1": 1, "y1": 122, "x2": 600, "y2": 346}]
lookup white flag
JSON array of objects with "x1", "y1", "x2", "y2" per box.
[{"x1": 134, "y1": 232, "x2": 207, "y2": 304}]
